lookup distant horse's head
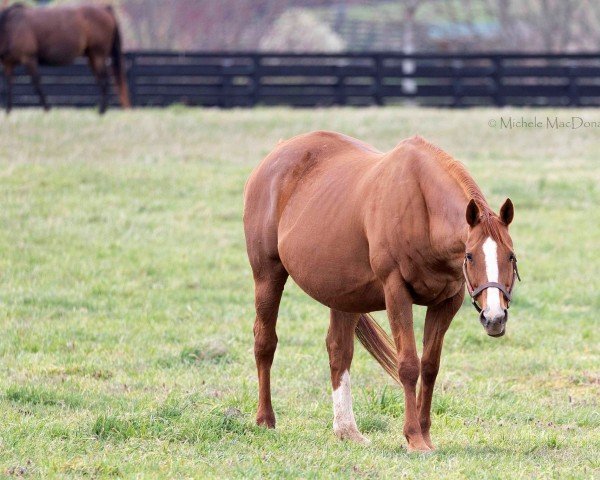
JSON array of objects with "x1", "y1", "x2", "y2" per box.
[{"x1": 463, "y1": 198, "x2": 520, "y2": 337}]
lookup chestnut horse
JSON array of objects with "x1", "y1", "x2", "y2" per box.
[
  {"x1": 243, "y1": 132, "x2": 520, "y2": 452},
  {"x1": 0, "y1": 3, "x2": 130, "y2": 113}
]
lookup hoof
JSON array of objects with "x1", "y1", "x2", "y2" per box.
[
  {"x1": 334, "y1": 426, "x2": 371, "y2": 445},
  {"x1": 423, "y1": 435, "x2": 436, "y2": 451},
  {"x1": 407, "y1": 442, "x2": 433, "y2": 453},
  {"x1": 256, "y1": 412, "x2": 276, "y2": 429}
]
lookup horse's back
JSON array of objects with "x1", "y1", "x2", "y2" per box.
[
  {"x1": 244, "y1": 131, "x2": 379, "y2": 250},
  {"x1": 9, "y1": 5, "x2": 116, "y2": 63}
]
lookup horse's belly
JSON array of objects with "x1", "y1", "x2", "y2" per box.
[
  {"x1": 278, "y1": 230, "x2": 385, "y2": 313},
  {"x1": 35, "y1": 28, "x2": 84, "y2": 65},
  {"x1": 287, "y1": 265, "x2": 385, "y2": 313},
  {"x1": 38, "y1": 43, "x2": 81, "y2": 65}
]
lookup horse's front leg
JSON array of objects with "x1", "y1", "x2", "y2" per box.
[
  {"x1": 24, "y1": 59, "x2": 49, "y2": 111},
  {"x1": 418, "y1": 290, "x2": 464, "y2": 450},
  {"x1": 3, "y1": 63, "x2": 14, "y2": 114},
  {"x1": 384, "y1": 274, "x2": 430, "y2": 452}
]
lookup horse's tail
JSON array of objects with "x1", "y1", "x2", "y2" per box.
[
  {"x1": 108, "y1": 6, "x2": 131, "y2": 108},
  {"x1": 355, "y1": 313, "x2": 400, "y2": 384}
]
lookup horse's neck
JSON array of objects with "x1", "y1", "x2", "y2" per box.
[
  {"x1": 414, "y1": 158, "x2": 476, "y2": 261},
  {"x1": 430, "y1": 186, "x2": 468, "y2": 253}
]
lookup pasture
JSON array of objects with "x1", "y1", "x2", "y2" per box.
[{"x1": 0, "y1": 108, "x2": 598, "y2": 478}]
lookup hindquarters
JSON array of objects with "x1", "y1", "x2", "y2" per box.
[
  {"x1": 244, "y1": 132, "x2": 384, "y2": 312},
  {"x1": 244, "y1": 140, "x2": 298, "y2": 428},
  {"x1": 79, "y1": 6, "x2": 121, "y2": 58},
  {"x1": 244, "y1": 133, "x2": 330, "y2": 272},
  {"x1": 244, "y1": 131, "x2": 373, "y2": 276},
  {"x1": 79, "y1": 6, "x2": 130, "y2": 111},
  {"x1": 243, "y1": 147, "x2": 285, "y2": 278}
]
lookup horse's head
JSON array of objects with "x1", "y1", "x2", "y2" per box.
[{"x1": 463, "y1": 198, "x2": 520, "y2": 338}]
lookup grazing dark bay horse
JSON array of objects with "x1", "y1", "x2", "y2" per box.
[
  {"x1": 243, "y1": 132, "x2": 520, "y2": 452},
  {"x1": 0, "y1": 3, "x2": 131, "y2": 113}
]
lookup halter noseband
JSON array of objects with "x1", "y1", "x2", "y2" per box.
[{"x1": 462, "y1": 254, "x2": 521, "y2": 313}]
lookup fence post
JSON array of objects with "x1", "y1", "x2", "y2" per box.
[
  {"x1": 221, "y1": 58, "x2": 234, "y2": 108},
  {"x1": 452, "y1": 59, "x2": 462, "y2": 107},
  {"x1": 492, "y1": 55, "x2": 504, "y2": 107},
  {"x1": 568, "y1": 65, "x2": 579, "y2": 107},
  {"x1": 126, "y1": 53, "x2": 137, "y2": 107},
  {"x1": 335, "y1": 62, "x2": 346, "y2": 106},
  {"x1": 374, "y1": 54, "x2": 384, "y2": 106},
  {"x1": 1, "y1": 71, "x2": 5, "y2": 110},
  {"x1": 251, "y1": 54, "x2": 261, "y2": 107}
]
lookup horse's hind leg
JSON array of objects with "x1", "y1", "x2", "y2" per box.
[
  {"x1": 24, "y1": 59, "x2": 49, "y2": 111},
  {"x1": 327, "y1": 310, "x2": 370, "y2": 444},
  {"x1": 88, "y1": 53, "x2": 109, "y2": 114},
  {"x1": 252, "y1": 259, "x2": 288, "y2": 428}
]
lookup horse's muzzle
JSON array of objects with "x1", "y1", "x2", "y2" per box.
[{"x1": 480, "y1": 309, "x2": 507, "y2": 337}]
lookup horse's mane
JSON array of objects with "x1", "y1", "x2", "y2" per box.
[{"x1": 407, "y1": 136, "x2": 503, "y2": 240}]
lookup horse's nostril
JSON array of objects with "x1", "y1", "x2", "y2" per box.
[{"x1": 483, "y1": 309, "x2": 507, "y2": 326}]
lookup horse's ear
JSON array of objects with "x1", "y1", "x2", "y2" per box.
[
  {"x1": 466, "y1": 199, "x2": 480, "y2": 227},
  {"x1": 499, "y1": 198, "x2": 514, "y2": 226}
]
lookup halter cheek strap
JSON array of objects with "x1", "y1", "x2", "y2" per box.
[{"x1": 462, "y1": 255, "x2": 521, "y2": 313}]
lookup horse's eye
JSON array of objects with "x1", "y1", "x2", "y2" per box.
[
  {"x1": 466, "y1": 253, "x2": 473, "y2": 262},
  {"x1": 509, "y1": 253, "x2": 516, "y2": 262}
]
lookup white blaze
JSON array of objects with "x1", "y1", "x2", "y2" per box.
[
  {"x1": 482, "y1": 237, "x2": 503, "y2": 316},
  {"x1": 332, "y1": 370, "x2": 369, "y2": 443}
]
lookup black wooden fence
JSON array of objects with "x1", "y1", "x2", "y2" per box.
[{"x1": 5, "y1": 51, "x2": 600, "y2": 108}]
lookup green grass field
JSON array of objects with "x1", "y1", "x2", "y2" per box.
[{"x1": 0, "y1": 108, "x2": 598, "y2": 479}]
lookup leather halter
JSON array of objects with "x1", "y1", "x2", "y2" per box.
[{"x1": 462, "y1": 254, "x2": 521, "y2": 313}]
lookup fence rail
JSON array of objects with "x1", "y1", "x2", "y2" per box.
[{"x1": 5, "y1": 51, "x2": 600, "y2": 108}]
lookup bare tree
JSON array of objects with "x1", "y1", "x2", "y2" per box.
[{"x1": 98, "y1": 0, "x2": 600, "y2": 52}]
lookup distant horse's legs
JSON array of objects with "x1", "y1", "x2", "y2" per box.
[
  {"x1": 252, "y1": 260, "x2": 288, "y2": 428},
  {"x1": 24, "y1": 59, "x2": 49, "y2": 111},
  {"x1": 384, "y1": 273, "x2": 431, "y2": 452},
  {"x1": 88, "y1": 53, "x2": 110, "y2": 114},
  {"x1": 327, "y1": 310, "x2": 369, "y2": 444},
  {"x1": 3, "y1": 63, "x2": 14, "y2": 113},
  {"x1": 418, "y1": 291, "x2": 463, "y2": 450}
]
